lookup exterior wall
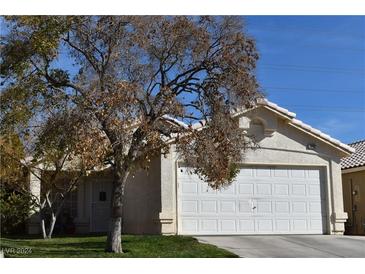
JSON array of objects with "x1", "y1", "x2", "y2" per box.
[
  {"x1": 28, "y1": 107, "x2": 350, "y2": 235},
  {"x1": 28, "y1": 170, "x2": 42, "y2": 234},
  {"x1": 76, "y1": 157, "x2": 162, "y2": 234},
  {"x1": 342, "y1": 169, "x2": 365, "y2": 235},
  {"x1": 123, "y1": 157, "x2": 161, "y2": 234},
  {"x1": 77, "y1": 179, "x2": 90, "y2": 233},
  {"x1": 158, "y1": 149, "x2": 177, "y2": 234},
  {"x1": 74, "y1": 175, "x2": 94, "y2": 234},
  {"x1": 160, "y1": 108, "x2": 349, "y2": 235},
  {"x1": 28, "y1": 157, "x2": 162, "y2": 235}
]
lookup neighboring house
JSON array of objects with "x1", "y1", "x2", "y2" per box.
[
  {"x1": 28, "y1": 100, "x2": 354, "y2": 236},
  {"x1": 341, "y1": 140, "x2": 365, "y2": 235}
]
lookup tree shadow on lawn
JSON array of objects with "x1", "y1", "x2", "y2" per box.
[
  {"x1": 2, "y1": 234, "x2": 238, "y2": 258},
  {"x1": 2, "y1": 233, "x2": 107, "y2": 240}
]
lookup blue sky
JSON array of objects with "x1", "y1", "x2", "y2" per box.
[
  {"x1": 1, "y1": 16, "x2": 364, "y2": 144},
  {"x1": 244, "y1": 16, "x2": 365, "y2": 144}
]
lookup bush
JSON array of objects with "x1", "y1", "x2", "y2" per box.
[{"x1": 0, "y1": 187, "x2": 35, "y2": 235}]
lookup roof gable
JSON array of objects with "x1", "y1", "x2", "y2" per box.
[
  {"x1": 231, "y1": 99, "x2": 355, "y2": 155},
  {"x1": 167, "y1": 99, "x2": 354, "y2": 156}
]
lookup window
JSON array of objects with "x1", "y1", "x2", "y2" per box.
[{"x1": 99, "y1": 191, "x2": 107, "y2": 201}]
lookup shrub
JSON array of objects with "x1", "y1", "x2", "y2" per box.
[{"x1": 0, "y1": 187, "x2": 35, "y2": 235}]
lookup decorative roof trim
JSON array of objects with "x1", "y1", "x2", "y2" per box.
[
  {"x1": 222, "y1": 98, "x2": 354, "y2": 155},
  {"x1": 256, "y1": 99, "x2": 355, "y2": 154},
  {"x1": 164, "y1": 99, "x2": 355, "y2": 155},
  {"x1": 342, "y1": 165, "x2": 365, "y2": 174},
  {"x1": 257, "y1": 98, "x2": 297, "y2": 118}
]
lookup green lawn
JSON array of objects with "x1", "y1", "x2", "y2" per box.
[{"x1": 0, "y1": 235, "x2": 238, "y2": 258}]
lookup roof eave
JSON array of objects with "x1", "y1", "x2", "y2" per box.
[{"x1": 238, "y1": 100, "x2": 355, "y2": 156}]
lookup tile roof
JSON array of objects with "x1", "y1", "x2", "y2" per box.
[
  {"x1": 341, "y1": 140, "x2": 365, "y2": 169},
  {"x1": 232, "y1": 99, "x2": 355, "y2": 154},
  {"x1": 165, "y1": 99, "x2": 355, "y2": 155}
]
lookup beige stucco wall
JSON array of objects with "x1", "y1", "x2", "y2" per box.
[
  {"x1": 123, "y1": 157, "x2": 161, "y2": 234},
  {"x1": 75, "y1": 157, "x2": 162, "y2": 234},
  {"x1": 159, "y1": 107, "x2": 349, "y2": 235},
  {"x1": 27, "y1": 170, "x2": 42, "y2": 234},
  {"x1": 28, "y1": 106, "x2": 349, "y2": 236},
  {"x1": 29, "y1": 157, "x2": 162, "y2": 235},
  {"x1": 342, "y1": 169, "x2": 365, "y2": 235}
]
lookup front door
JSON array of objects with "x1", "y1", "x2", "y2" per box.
[{"x1": 91, "y1": 180, "x2": 112, "y2": 232}]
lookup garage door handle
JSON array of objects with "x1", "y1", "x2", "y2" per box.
[{"x1": 252, "y1": 206, "x2": 257, "y2": 210}]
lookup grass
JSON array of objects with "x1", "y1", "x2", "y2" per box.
[{"x1": 0, "y1": 234, "x2": 238, "y2": 258}]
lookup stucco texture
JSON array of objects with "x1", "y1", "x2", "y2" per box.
[
  {"x1": 342, "y1": 170, "x2": 365, "y2": 235},
  {"x1": 159, "y1": 106, "x2": 350, "y2": 235},
  {"x1": 29, "y1": 105, "x2": 350, "y2": 236}
]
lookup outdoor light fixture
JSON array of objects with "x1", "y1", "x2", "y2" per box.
[{"x1": 306, "y1": 143, "x2": 317, "y2": 150}]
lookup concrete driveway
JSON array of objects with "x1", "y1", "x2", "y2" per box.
[{"x1": 195, "y1": 235, "x2": 365, "y2": 258}]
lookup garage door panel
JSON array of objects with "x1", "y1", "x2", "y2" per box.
[
  {"x1": 201, "y1": 200, "x2": 217, "y2": 213},
  {"x1": 309, "y1": 201, "x2": 322, "y2": 212},
  {"x1": 275, "y1": 219, "x2": 291, "y2": 231},
  {"x1": 307, "y1": 169, "x2": 320, "y2": 179},
  {"x1": 217, "y1": 184, "x2": 236, "y2": 195},
  {"x1": 274, "y1": 184, "x2": 290, "y2": 195},
  {"x1": 238, "y1": 183, "x2": 254, "y2": 195},
  {"x1": 292, "y1": 201, "x2": 307, "y2": 213},
  {"x1": 257, "y1": 219, "x2": 274, "y2": 232},
  {"x1": 178, "y1": 166, "x2": 327, "y2": 235},
  {"x1": 256, "y1": 201, "x2": 272, "y2": 213},
  {"x1": 181, "y1": 200, "x2": 198, "y2": 213},
  {"x1": 239, "y1": 200, "x2": 253, "y2": 213},
  {"x1": 220, "y1": 219, "x2": 237, "y2": 232},
  {"x1": 290, "y1": 169, "x2": 306, "y2": 178},
  {"x1": 275, "y1": 201, "x2": 290, "y2": 213},
  {"x1": 201, "y1": 182, "x2": 216, "y2": 194},
  {"x1": 292, "y1": 219, "x2": 308, "y2": 231},
  {"x1": 256, "y1": 184, "x2": 272, "y2": 195},
  {"x1": 238, "y1": 168, "x2": 255, "y2": 177},
  {"x1": 181, "y1": 219, "x2": 198, "y2": 233},
  {"x1": 239, "y1": 219, "x2": 255, "y2": 232},
  {"x1": 273, "y1": 168, "x2": 290, "y2": 178},
  {"x1": 310, "y1": 219, "x2": 321, "y2": 230},
  {"x1": 201, "y1": 219, "x2": 218, "y2": 232},
  {"x1": 181, "y1": 183, "x2": 198, "y2": 194},
  {"x1": 220, "y1": 200, "x2": 237, "y2": 213},
  {"x1": 255, "y1": 168, "x2": 272, "y2": 177},
  {"x1": 308, "y1": 184, "x2": 321, "y2": 196},
  {"x1": 292, "y1": 184, "x2": 307, "y2": 195}
]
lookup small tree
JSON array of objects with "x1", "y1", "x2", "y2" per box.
[
  {"x1": 0, "y1": 132, "x2": 34, "y2": 235},
  {"x1": 0, "y1": 114, "x2": 87, "y2": 239},
  {"x1": 1, "y1": 16, "x2": 261, "y2": 252}
]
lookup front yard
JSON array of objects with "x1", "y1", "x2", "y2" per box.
[{"x1": 0, "y1": 235, "x2": 238, "y2": 258}]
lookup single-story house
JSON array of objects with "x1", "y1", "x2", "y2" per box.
[
  {"x1": 28, "y1": 99, "x2": 354, "y2": 236},
  {"x1": 341, "y1": 139, "x2": 365, "y2": 235}
]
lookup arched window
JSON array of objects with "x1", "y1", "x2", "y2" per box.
[{"x1": 250, "y1": 118, "x2": 265, "y2": 134}]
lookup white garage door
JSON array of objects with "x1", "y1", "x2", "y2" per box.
[{"x1": 177, "y1": 166, "x2": 327, "y2": 235}]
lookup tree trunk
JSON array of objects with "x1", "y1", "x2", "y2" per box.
[
  {"x1": 47, "y1": 213, "x2": 57, "y2": 239},
  {"x1": 106, "y1": 216, "x2": 123, "y2": 253},
  {"x1": 39, "y1": 205, "x2": 47, "y2": 239},
  {"x1": 47, "y1": 198, "x2": 66, "y2": 239},
  {"x1": 40, "y1": 217, "x2": 47, "y2": 239},
  {"x1": 105, "y1": 161, "x2": 130, "y2": 253}
]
